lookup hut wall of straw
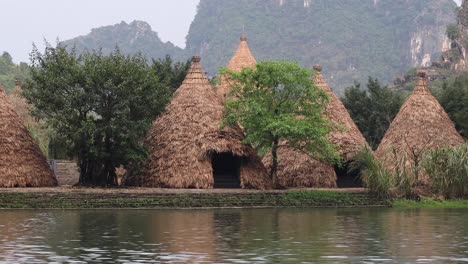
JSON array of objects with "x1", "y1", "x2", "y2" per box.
[
  {"x1": 263, "y1": 144, "x2": 338, "y2": 188},
  {"x1": 127, "y1": 57, "x2": 271, "y2": 189},
  {"x1": 375, "y1": 72, "x2": 464, "y2": 181},
  {"x1": 0, "y1": 84, "x2": 57, "y2": 187}
]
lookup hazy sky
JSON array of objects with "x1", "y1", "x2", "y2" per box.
[
  {"x1": 1, "y1": 0, "x2": 461, "y2": 63},
  {"x1": 1, "y1": 0, "x2": 200, "y2": 63}
]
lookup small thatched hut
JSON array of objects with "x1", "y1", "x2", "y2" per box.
[
  {"x1": 216, "y1": 35, "x2": 257, "y2": 100},
  {"x1": 128, "y1": 56, "x2": 271, "y2": 189},
  {"x1": 0, "y1": 84, "x2": 57, "y2": 187},
  {"x1": 375, "y1": 72, "x2": 464, "y2": 182},
  {"x1": 263, "y1": 65, "x2": 368, "y2": 188}
]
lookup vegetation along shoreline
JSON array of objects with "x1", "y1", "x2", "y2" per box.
[{"x1": 0, "y1": 188, "x2": 467, "y2": 209}]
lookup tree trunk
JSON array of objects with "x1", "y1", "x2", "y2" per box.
[{"x1": 270, "y1": 137, "x2": 280, "y2": 189}]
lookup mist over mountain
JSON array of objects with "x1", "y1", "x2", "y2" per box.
[{"x1": 62, "y1": 0, "x2": 457, "y2": 92}]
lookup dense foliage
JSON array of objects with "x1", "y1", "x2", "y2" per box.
[
  {"x1": 423, "y1": 144, "x2": 468, "y2": 199},
  {"x1": 0, "y1": 52, "x2": 29, "y2": 92},
  {"x1": 223, "y1": 61, "x2": 339, "y2": 187},
  {"x1": 342, "y1": 78, "x2": 404, "y2": 149},
  {"x1": 24, "y1": 45, "x2": 172, "y2": 186},
  {"x1": 151, "y1": 55, "x2": 190, "y2": 90},
  {"x1": 351, "y1": 147, "x2": 392, "y2": 199},
  {"x1": 438, "y1": 76, "x2": 468, "y2": 138}
]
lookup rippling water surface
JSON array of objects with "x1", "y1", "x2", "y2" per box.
[{"x1": 0, "y1": 208, "x2": 467, "y2": 263}]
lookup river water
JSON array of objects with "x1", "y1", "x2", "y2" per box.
[{"x1": 0, "y1": 208, "x2": 467, "y2": 263}]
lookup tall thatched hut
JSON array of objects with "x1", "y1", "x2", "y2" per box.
[
  {"x1": 375, "y1": 72, "x2": 464, "y2": 182},
  {"x1": 263, "y1": 65, "x2": 368, "y2": 188},
  {"x1": 128, "y1": 56, "x2": 271, "y2": 189},
  {"x1": 0, "y1": 84, "x2": 56, "y2": 187},
  {"x1": 216, "y1": 35, "x2": 257, "y2": 100}
]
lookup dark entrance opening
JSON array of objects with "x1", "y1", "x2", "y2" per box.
[
  {"x1": 336, "y1": 161, "x2": 363, "y2": 188},
  {"x1": 212, "y1": 152, "x2": 241, "y2": 188}
]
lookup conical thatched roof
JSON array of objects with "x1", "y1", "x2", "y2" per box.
[
  {"x1": 375, "y1": 72, "x2": 464, "y2": 174},
  {"x1": 216, "y1": 36, "x2": 257, "y2": 100},
  {"x1": 313, "y1": 65, "x2": 368, "y2": 160},
  {"x1": 0, "y1": 84, "x2": 56, "y2": 187},
  {"x1": 128, "y1": 57, "x2": 271, "y2": 189}
]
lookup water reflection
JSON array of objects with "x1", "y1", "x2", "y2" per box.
[{"x1": 0, "y1": 208, "x2": 467, "y2": 263}]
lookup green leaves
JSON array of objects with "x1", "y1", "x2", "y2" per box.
[
  {"x1": 342, "y1": 78, "x2": 403, "y2": 149},
  {"x1": 23, "y1": 45, "x2": 176, "y2": 185},
  {"x1": 223, "y1": 61, "x2": 339, "y2": 170}
]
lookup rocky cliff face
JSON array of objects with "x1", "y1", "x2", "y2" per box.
[
  {"x1": 442, "y1": 0, "x2": 468, "y2": 71},
  {"x1": 186, "y1": 0, "x2": 456, "y2": 92}
]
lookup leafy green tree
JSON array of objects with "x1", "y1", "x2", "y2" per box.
[
  {"x1": 439, "y1": 77, "x2": 468, "y2": 138},
  {"x1": 24, "y1": 44, "x2": 171, "y2": 186},
  {"x1": 223, "y1": 61, "x2": 339, "y2": 187},
  {"x1": 342, "y1": 78, "x2": 403, "y2": 149},
  {"x1": 0, "y1": 51, "x2": 29, "y2": 92},
  {"x1": 151, "y1": 55, "x2": 190, "y2": 90}
]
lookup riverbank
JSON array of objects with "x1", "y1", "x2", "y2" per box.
[
  {"x1": 2, "y1": 187, "x2": 468, "y2": 209},
  {"x1": 392, "y1": 198, "x2": 468, "y2": 208},
  {"x1": 0, "y1": 187, "x2": 388, "y2": 209}
]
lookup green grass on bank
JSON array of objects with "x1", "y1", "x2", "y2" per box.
[
  {"x1": 0, "y1": 190, "x2": 388, "y2": 209},
  {"x1": 392, "y1": 198, "x2": 468, "y2": 208}
]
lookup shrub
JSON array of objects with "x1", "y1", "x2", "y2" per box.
[
  {"x1": 423, "y1": 144, "x2": 468, "y2": 199},
  {"x1": 351, "y1": 147, "x2": 392, "y2": 199}
]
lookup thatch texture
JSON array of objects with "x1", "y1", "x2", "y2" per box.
[
  {"x1": 0, "y1": 84, "x2": 56, "y2": 187},
  {"x1": 375, "y1": 72, "x2": 464, "y2": 178},
  {"x1": 313, "y1": 65, "x2": 368, "y2": 160},
  {"x1": 263, "y1": 66, "x2": 368, "y2": 188},
  {"x1": 216, "y1": 36, "x2": 257, "y2": 100},
  {"x1": 128, "y1": 57, "x2": 271, "y2": 189},
  {"x1": 263, "y1": 144, "x2": 337, "y2": 188}
]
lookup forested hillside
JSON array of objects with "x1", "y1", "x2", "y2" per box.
[
  {"x1": 186, "y1": 0, "x2": 456, "y2": 92},
  {"x1": 0, "y1": 52, "x2": 29, "y2": 92}
]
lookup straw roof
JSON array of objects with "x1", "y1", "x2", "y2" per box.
[
  {"x1": 216, "y1": 36, "x2": 257, "y2": 100},
  {"x1": 313, "y1": 65, "x2": 368, "y2": 160},
  {"x1": 127, "y1": 56, "x2": 271, "y2": 189},
  {"x1": 375, "y1": 72, "x2": 464, "y2": 175},
  {"x1": 0, "y1": 84, "x2": 56, "y2": 187}
]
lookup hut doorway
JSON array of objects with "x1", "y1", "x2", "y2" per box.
[
  {"x1": 336, "y1": 162, "x2": 362, "y2": 188},
  {"x1": 212, "y1": 152, "x2": 241, "y2": 188}
]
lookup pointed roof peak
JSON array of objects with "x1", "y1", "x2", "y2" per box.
[
  {"x1": 312, "y1": 65, "x2": 331, "y2": 93},
  {"x1": 313, "y1": 64, "x2": 322, "y2": 72},
  {"x1": 226, "y1": 36, "x2": 256, "y2": 72},
  {"x1": 413, "y1": 70, "x2": 431, "y2": 95},
  {"x1": 182, "y1": 56, "x2": 210, "y2": 86}
]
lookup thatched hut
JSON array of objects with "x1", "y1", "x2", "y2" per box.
[
  {"x1": 0, "y1": 84, "x2": 57, "y2": 187},
  {"x1": 128, "y1": 56, "x2": 271, "y2": 189},
  {"x1": 375, "y1": 72, "x2": 464, "y2": 182},
  {"x1": 216, "y1": 35, "x2": 257, "y2": 100},
  {"x1": 263, "y1": 65, "x2": 368, "y2": 188}
]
